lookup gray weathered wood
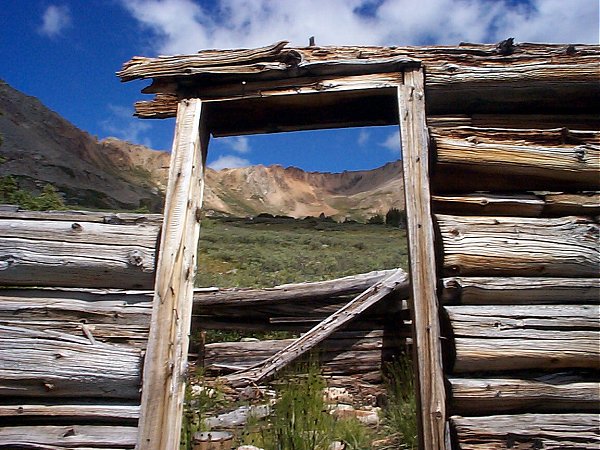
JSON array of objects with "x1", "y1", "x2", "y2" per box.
[
  {"x1": 137, "y1": 98, "x2": 207, "y2": 450},
  {"x1": 438, "y1": 215, "x2": 599, "y2": 277},
  {"x1": 224, "y1": 269, "x2": 408, "y2": 386},
  {"x1": 0, "y1": 425, "x2": 137, "y2": 448},
  {"x1": 451, "y1": 413, "x2": 600, "y2": 449},
  {"x1": 446, "y1": 305, "x2": 600, "y2": 373},
  {"x1": 441, "y1": 277, "x2": 600, "y2": 305},
  {"x1": 432, "y1": 194, "x2": 545, "y2": 217},
  {"x1": 449, "y1": 375, "x2": 600, "y2": 414},
  {"x1": 0, "y1": 325, "x2": 141, "y2": 399},
  {"x1": 0, "y1": 218, "x2": 159, "y2": 289},
  {"x1": 399, "y1": 68, "x2": 448, "y2": 450},
  {"x1": 431, "y1": 127, "x2": 600, "y2": 192},
  {"x1": 0, "y1": 404, "x2": 140, "y2": 420},
  {"x1": 193, "y1": 269, "x2": 398, "y2": 306}
]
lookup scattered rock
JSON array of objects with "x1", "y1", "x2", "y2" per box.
[
  {"x1": 323, "y1": 387, "x2": 353, "y2": 404},
  {"x1": 330, "y1": 404, "x2": 381, "y2": 426}
]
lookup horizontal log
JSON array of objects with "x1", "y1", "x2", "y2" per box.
[
  {"x1": 449, "y1": 375, "x2": 600, "y2": 415},
  {"x1": 0, "y1": 289, "x2": 152, "y2": 347},
  {"x1": 0, "y1": 219, "x2": 160, "y2": 289},
  {"x1": 0, "y1": 404, "x2": 139, "y2": 421},
  {"x1": 193, "y1": 269, "x2": 398, "y2": 307},
  {"x1": 451, "y1": 413, "x2": 600, "y2": 449},
  {"x1": 441, "y1": 277, "x2": 600, "y2": 305},
  {"x1": 433, "y1": 192, "x2": 600, "y2": 217},
  {"x1": 431, "y1": 128, "x2": 600, "y2": 192},
  {"x1": 0, "y1": 325, "x2": 141, "y2": 399},
  {"x1": 432, "y1": 194, "x2": 545, "y2": 217},
  {"x1": 446, "y1": 304, "x2": 600, "y2": 373},
  {"x1": 0, "y1": 209, "x2": 163, "y2": 225},
  {"x1": 430, "y1": 114, "x2": 600, "y2": 131},
  {"x1": 437, "y1": 215, "x2": 599, "y2": 277},
  {"x1": 0, "y1": 425, "x2": 137, "y2": 448},
  {"x1": 544, "y1": 192, "x2": 600, "y2": 216}
]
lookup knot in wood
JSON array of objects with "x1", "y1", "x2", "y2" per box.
[
  {"x1": 128, "y1": 250, "x2": 144, "y2": 267},
  {"x1": 71, "y1": 222, "x2": 82, "y2": 231}
]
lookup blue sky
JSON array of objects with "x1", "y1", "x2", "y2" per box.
[{"x1": 1, "y1": 0, "x2": 598, "y2": 173}]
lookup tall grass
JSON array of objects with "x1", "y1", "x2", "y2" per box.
[{"x1": 382, "y1": 355, "x2": 418, "y2": 449}]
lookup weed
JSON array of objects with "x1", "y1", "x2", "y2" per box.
[{"x1": 382, "y1": 355, "x2": 418, "y2": 449}]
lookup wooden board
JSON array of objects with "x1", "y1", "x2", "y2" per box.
[
  {"x1": 398, "y1": 68, "x2": 448, "y2": 450},
  {"x1": 136, "y1": 98, "x2": 208, "y2": 450},
  {"x1": 0, "y1": 219, "x2": 159, "y2": 289},
  {"x1": 437, "y1": 215, "x2": 599, "y2": 277},
  {"x1": 0, "y1": 325, "x2": 141, "y2": 399},
  {"x1": 0, "y1": 425, "x2": 137, "y2": 448},
  {"x1": 449, "y1": 375, "x2": 600, "y2": 415},
  {"x1": 441, "y1": 277, "x2": 600, "y2": 305},
  {"x1": 446, "y1": 305, "x2": 600, "y2": 373},
  {"x1": 451, "y1": 413, "x2": 600, "y2": 449}
]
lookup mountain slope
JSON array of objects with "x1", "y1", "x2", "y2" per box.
[
  {"x1": 0, "y1": 79, "x2": 404, "y2": 219},
  {"x1": 0, "y1": 79, "x2": 168, "y2": 211}
]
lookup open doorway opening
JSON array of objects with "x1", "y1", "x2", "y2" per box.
[{"x1": 185, "y1": 122, "x2": 416, "y2": 448}]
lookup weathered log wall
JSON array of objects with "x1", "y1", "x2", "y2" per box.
[
  {"x1": 0, "y1": 210, "x2": 160, "y2": 449},
  {"x1": 429, "y1": 124, "x2": 600, "y2": 449}
]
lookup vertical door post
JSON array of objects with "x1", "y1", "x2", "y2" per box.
[
  {"x1": 137, "y1": 98, "x2": 208, "y2": 449},
  {"x1": 398, "y1": 68, "x2": 448, "y2": 450}
]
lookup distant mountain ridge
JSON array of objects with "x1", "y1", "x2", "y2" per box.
[{"x1": 0, "y1": 79, "x2": 404, "y2": 219}]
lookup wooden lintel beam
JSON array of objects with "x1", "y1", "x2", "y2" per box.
[
  {"x1": 398, "y1": 68, "x2": 448, "y2": 450},
  {"x1": 136, "y1": 98, "x2": 208, "y2": 449}
]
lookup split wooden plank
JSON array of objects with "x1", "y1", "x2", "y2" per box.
[
  {"x1": 398, "y1": 68, "x2": 448, "y2": 450},
  {"x1": 136, "y1": 98, "x2": 208, "y2": 450},
  {"x1": 0, "y1": 325, "x2": 141, "y2": 399},
  {"x1": 0, "y1": 219, "x2": 160, "y2": 289},
  {"x1": 0, "y1": 425, "x2": 137, "y2": 448},
  {"x1": 544, "y1": 192, "x2": 600, "y2": 216},
  {"x1": 223, "y1": 268, "x2": 408, "y2": 386},
  {"x1": 441, "y1": 277, "x2": 600, "y2": 305},
  {"x1": 449, "y1": 375, "x2": 600, "y2": 415},
  {"x1": 437, "y1": 215, "x2": 599, "y2": 277},
  {"x1": 451, "y1": 413, "x2": 600, "y2": 449}
]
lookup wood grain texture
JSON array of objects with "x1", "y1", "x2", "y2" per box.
[
  {"x1": 137, "y1": 98, "x2": 207, "y2": 450},
  {"x1": 449, "y1": 375, "x2": 600, "y2": 415},
  {"x1": 446, "y1": 305, "x2": 600, "y2": 372},
  {"x1": 399, "y1": 69, "x2": 448, "y2": 450},
  {"x1": 0, "y1": 325, "x2": 141, "y2": 399},
  {"x1": 437, "y1": 215, "x2": 599, "y2": 277},
  {"x1": 0, "y1": 425, "x2": 137, "y2": 448},
  {"x1": 0, "y1": 219, "x2": 159, "y2": 289},
  {"x1": 441, "y1": 277, "x2": 600, "y2": 305},
  {"x1": 451, "y1": 413, "x2": 600, "y2": 449},
  {"x1": 431, "y1": 128, "x2": 600, "y2": 192},
  {"x1": 433, "y1": 192, "x2": 600, "y2": 217},
  {"x1": 0, "y1": 404, "x2": 139, "y2": 420}
]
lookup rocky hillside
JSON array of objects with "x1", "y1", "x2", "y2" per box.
[{"x1": 0, "y1": 80, "x2": 404, "y2": 219}]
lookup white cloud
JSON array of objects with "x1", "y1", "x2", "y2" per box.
[
  {"x1": 380, "y1": 130, "x2": 401, "y2": 154},
  {"x1": 357, "y1": 130, "x2": 370, "y2": 147},
  {"x1": 120, "y1": 0, "x2": 598, "y2": 55},
  {"x1": 102, "y1": 104, "x2": 153, "y2": 148},
  {"x1": 209, "y1": 154, "x2": 251, "y2": 170},
  {"x1": 223, "y1": 136, "x2": 251, "y2": 154},
  {"x1": 39, "y1": 4, "x2": 71, "y2": 38}
]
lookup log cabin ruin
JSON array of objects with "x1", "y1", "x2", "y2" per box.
[{"x1": 0, "y1": 40, "x2": 598, "y2": 449}]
